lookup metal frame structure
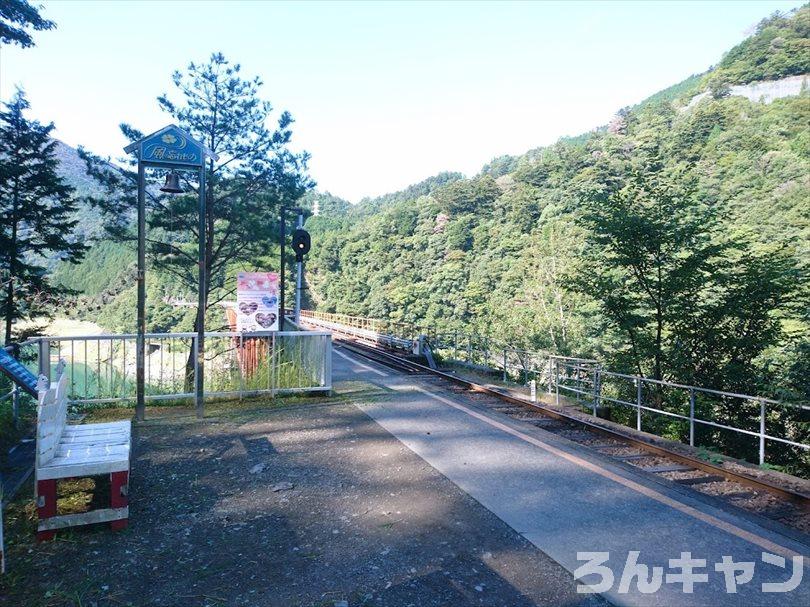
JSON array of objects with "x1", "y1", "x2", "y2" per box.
[
  {"x1": 124, "y1": 125, "x2": 218, "y2": 420},
  {"x1": 278, "y1": 205, "x2": 304, "y2": 331}
]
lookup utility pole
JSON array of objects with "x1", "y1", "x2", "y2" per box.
[
  {"x1": 279, "y1": 206, "x2": 286, "y2": 331},
  {"x1": 135, "y1": 162, "x2": 146, "y2": 420},
  {"x1": 294, "y1": 209, "x2": 304, "y2": 324},
  {"x1": 195, "y1": 165, "x2": 206, "y2": 419}
]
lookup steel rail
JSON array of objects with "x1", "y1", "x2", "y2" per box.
[
  {"x1": 336, "y1": 336, "x2": 810, "y2": 508},
  {"x1": 336, "y1": 341, "x2": 424, "y2": 374}
]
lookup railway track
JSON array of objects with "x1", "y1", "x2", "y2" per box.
[{"x1": 332, "y1": 335, "x2": 810, "y2": 536}]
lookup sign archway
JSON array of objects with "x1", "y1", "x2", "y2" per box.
[{"x1": 124, "y1": 125, "x2": 218, "y2": 419}]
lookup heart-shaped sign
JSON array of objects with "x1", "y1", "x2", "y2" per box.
[
  {"x1": 239, "y1": 302, "x2": 258, "y2": 315},
  {"x1": 255, "y1": 313, "x2": 276, "y2": 328},
  {"x1": 262, "y1": 295, "x2": 278, "y2": 308}
]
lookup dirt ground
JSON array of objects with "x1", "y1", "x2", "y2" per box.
[{"x1": 0, "y1": 387, "x2": 605, "y2": 607}]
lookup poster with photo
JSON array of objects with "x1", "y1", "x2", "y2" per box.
[{"x1": 236, "y1": 271, "x2": 279, "y2": 332}]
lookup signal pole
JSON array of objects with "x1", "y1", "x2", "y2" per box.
[
  {"x1": 279, "y1": 206, "x2": 287, "y2": 331},
  {"x1": 294, "y1": 209, "x2": 304, "y2": 324}
]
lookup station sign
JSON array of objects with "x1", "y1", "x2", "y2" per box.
[
  {"x1": 124, "y1": 124, "x2": 216, "y2": 167},
  {"x1": 139, "y1": 125, "x2": 204, "y2": 166}
]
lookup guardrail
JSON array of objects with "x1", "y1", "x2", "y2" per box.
[
  {"x1": 301, "y1": 310, "x2": 809, "y2": 469},
  {"x1": 301, "y1": 310, "x2": 595, "y2": 385},
  {"x1": 300, "y1": 310, "x2": 413, "y2": 351},
  {"x1": 10, "y1": 330, "x2": 332, "y2": 407},
  {"x1": 300, "y1": 310, "x2": 425, "y2": 338}
]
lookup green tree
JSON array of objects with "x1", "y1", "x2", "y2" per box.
[
  {"x1": 707, "y1": 6, "x2": 810, "y2": 85},
  {"x1": 0, "y1": 0, "x2": 54, "y2": 48},
  {"x1": 0, "y1": 90, "x2": 85, "y2": 342},
  {"x1": 81, "y1": 52, "x2": 311, "y2": 383},
  {"x1": 435, "y1": 176, "x2": 501, "y2": 215},
  {"x1": 571, "y1": 155, "x2": 798, "y2": 389}
]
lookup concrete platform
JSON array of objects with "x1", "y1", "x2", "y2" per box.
[
  {"x1": 3, "y1": 369, "x2": 604, "y2": 606},
  {"x1": 333, "y1": 345, "x2": 810, "y2": 606}
]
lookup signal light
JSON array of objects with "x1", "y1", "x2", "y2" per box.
[{"x1": 292, "y1": 228, "x2": 311, "y2": 261}]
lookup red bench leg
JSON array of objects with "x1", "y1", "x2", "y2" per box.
[
  {"x1": 110, "y1": 471, "x2": 129, "y2": 531},
  {"x1": 36, "y1": 479, "x2": 57, "y2": 542}
]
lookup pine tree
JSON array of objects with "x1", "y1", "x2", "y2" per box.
[
  {"x1": 80, "y1": 52, "x2": 311, "y2": 386},
  {"x1": 0, "y1": 0, "x2": 55, "y2": 48},
  {"x1": 0, "y1": 90, "x2": 85, "y2": 342}
]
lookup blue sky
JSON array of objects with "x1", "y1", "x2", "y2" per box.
[{"x1": 0, "y1": 0, "x2": 804, "y2": 201}]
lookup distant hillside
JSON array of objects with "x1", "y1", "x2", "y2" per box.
[
  {"x1": 53, "y1": 140, "x2": 109, "y2": 240},
  {"x1": 708, "y1": 7, "x2": 810, "y2": 86},
  {"x1": 305, "y1": 5, "x2": 810, "y2": 412},
  {"x1": 353, "y1": 172, "x2": 464, "y2": 216},
  {"x1": 52, "y1": 6, "x2": 810, "y2": 380},
  {"x1": 633, "y1": 73, "x2": 705, "y2": 111},
  {"x1": 626, "y1": 7, "x2": 810, "y2": 112},
  {"x1": 46, "y1": 141, "x2": 136, "y2": 303}
]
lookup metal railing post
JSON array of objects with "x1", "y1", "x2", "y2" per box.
[
  {"x1": 759, "y1": 399, "x2": 766, "y2": 466},
  {"x1": 453, "y1": 330, "x2": 458, "y2": 361},
  {"x1": 636, "y1": 378, "x2": 642, "y2": 431},
  {"x1": 325, "y1": 334, "x2": 333, "y2": 391},
  {"x1": 192, "y1": 334, "x2": 199, "y2": 408},
  {"x1": 689, "y1": 388, "x2": 696, "y2": 447},
  {"x1": 554, "y1": 359, "x2": 560, "y2": 405},
  {"x1": 503, "y1": 349, "x2": 507, "y2": 382},
  {"x1": 11, "y1": 385, "x2": 19, "y2": 428},
  {"x1": 238, "y1": 333, "x2": 245, "y2": 399},
  {"x1": 593, "y1": 367, "x2": 600, "y2": 416},
  {"x1": 547, "y1": 358, "x2": 553, "y2": 394},
  {"x1": 38, "y1": 338, "x2": 50, "y2": 382},
  {"x1": 271, "y1": 332, "x2": 277, "y2": 398}
]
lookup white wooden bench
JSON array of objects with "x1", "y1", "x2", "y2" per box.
[{"x1": 35, "y1": 362, "x2": 131, "y2": 541}]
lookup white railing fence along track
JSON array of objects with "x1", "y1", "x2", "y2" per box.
[
  {"x1": 10, "y1": 331, "x2": 331, "y2": 408},
  {"x1": 300, "y1": 310, "x2": 809, "y2": 470}
]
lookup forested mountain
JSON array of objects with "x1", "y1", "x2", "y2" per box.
[
  {"x1": 352, "y1": 172, "x2": 465, "y2": 217},
  {"x1": 52, "y1": 140, "x2": 111, "y2": 240},
  {"x1": 306, "y1": 7, "x2": 810, "y2": 403},
  {"x1": 50, "y1": 137, "x2": 207, "y2": 333},
  {"x1": 706, "y1": 6, "x2": 809, "y2": 87},
  {"x1": 49, "y1": 6, "x2": 808, "y2": 406}
]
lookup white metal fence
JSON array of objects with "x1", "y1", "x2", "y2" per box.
[
  {"x1": 552, "y1": 359, "x2": 809, "y2": 467},
  {"x1": 300, "y1": 311, "x2": 413, "y2": 350},
  {"x1": 11, "y1": 330, "x2": 331, "y2": 407},
  {"x1": 301, "y1": 310, "x2": 809, "y2": 469}
]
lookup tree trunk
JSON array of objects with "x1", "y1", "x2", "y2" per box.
[
  {"x1": 655, "y1": 305, "x2": 663, "y2": 381},
  {"x1": 184, "y1": 277, "x2": 212, "y2": 392},
  {"x1": 4, "y1": 184, "x2": 19, "y2": 344},
  {"x1": 184, "y1": 314, "x2": 198, "y2": 393},
  {"x1": 183, "y1": 183, "x2": 213, "y2": 393},
  {"x1": 4, "y1": 274, "x2": 13, "y2": 344}
]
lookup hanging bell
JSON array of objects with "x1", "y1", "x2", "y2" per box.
[{"x1": 160, "y1": 171, "x2": 183, "y2": 194}]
